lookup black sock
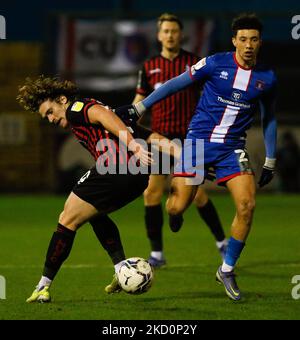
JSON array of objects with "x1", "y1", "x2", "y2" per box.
[
  {"x1": 197, "y1": 199, "x2": 226, "y2": 242},
  {"x1": 90, "y1": 214, "x2": 125, "y2": 265},
  {"x1": 169, "y1": 214, "x2": 183, "y2": 233},
  {"x1": 43, "y1": 224, "x2": 76, "y2": 280},
  {"x1": 145, "y1": 204, "x2": 163, "y2": 251}
]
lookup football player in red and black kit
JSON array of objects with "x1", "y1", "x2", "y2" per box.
[
  {"x1": 17, "y1": 76, "x2": 152, "y2": 302},
  {"x1": 133, "y1": 13, "x2": 227, "y2": 267}
]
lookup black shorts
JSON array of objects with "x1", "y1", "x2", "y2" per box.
[{"x1": 72, "y1": 166, "x2": 149, "y2": 214}]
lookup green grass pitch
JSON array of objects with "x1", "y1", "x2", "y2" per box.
[{"x1": 0, "y1": 194, "x2": 299, "y2": 320}]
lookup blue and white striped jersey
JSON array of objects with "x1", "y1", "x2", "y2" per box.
[{"x1": 188, "y1": 52, "x2": 277, "y2": 144}]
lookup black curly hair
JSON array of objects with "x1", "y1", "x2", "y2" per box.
[{"x1": 232, "y1": 13, "x2": 263, "y2": 37}]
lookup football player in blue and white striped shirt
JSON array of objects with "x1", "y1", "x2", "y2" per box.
[{"x1": 127, "y1": 13, "x2": 277, "y2": 301}]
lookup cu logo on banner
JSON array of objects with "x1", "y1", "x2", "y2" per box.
[{"x1": 232, "y1": 91, "x2": 242, "y2": 101}]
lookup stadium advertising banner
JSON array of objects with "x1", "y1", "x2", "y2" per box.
[{"x1": 56, "y1": 17, "x2": 215, "y2": 91}]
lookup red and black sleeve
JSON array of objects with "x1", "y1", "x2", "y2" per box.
[
  {"x1": 135, "y1": 64, "x2": 151, "y2": 96},
  {"x1": 66, "y1": 99, "x2": 98, "y2": 126}
]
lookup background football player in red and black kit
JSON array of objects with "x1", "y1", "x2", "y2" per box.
[
  {"x1": 133, "y1": 13, "x2": 227, "y2": 267},
  {"x1": 17, "y1": 76, "x2": 152, "y2": 302}
]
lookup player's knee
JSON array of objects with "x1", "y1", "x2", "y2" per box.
[
  {"x1": 144, "y1": 186, "x2": 164, "y2": 205},
  {"x1": 237, "y1": 197, "x2": 256, "y2": 218},
  {"x1": 166, "y1": 200, "x2": 185, "y2": 216},
  {"x1": 193, "y1": 189, "x2": 209, "y2": 207},
  {"x1": 59, "y1": 206, "x2": 83, "y2": 231},
  {"x1": 167, "y1": 205, "x2": 183, "y2": 216}
]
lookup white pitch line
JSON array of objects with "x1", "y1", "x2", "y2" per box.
[
  {"x1": 0, "y1": 264, "x2": 98, "y2": 269},
  {"x1": 278, "y1": 263, "x2": 300, "y2": 268},
  {"x1": 0, "y1": 263, "x2": 299, "y2": 269},
  {"x1": 0, "y1": 263, "x2": 208, "y2": 269}
]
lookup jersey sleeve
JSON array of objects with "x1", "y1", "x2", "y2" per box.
[
  {"x1": 189, "y1": 55, "x2": 216, "y2": 81},
  {"x1": 135, "y1": 65, "x2": 152, "y2": 96},
  {"x1": 142, "y1": 71, "x2": 194, "y2": 109},
  {"x1": 66, "y1": 100, "x2": 98, "y2": 126},
  {"x1": 259, "y1": 74, "x2": 278, "y2": 159}
]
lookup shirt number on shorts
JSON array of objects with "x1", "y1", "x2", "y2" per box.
[
  {"x1": 78, "y1": 170, "x2": 91, "y2": 184},
  {"x1": 234, "y1": 149, "x2": 251, "y2": 172}
]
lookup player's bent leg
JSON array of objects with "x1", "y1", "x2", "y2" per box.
[
  {"x1": 166, "y1": 177, "x2": 197, "y2": 232},
  {"x1": 167, "y1": 177, "x2": 197, "y2": 215},
  {"x1": 226, "y1": 175, "x2": 256, "y2": 241},
  {"x1": 27, "y1": 193, "x2": 99, "y2": 303},
  {"x1": 194, "y1": 188, "x2": 227, "y2": 260},
  {"x1": 143, "y1": 174, "x2": 165, "y2": 206},
  {"x1": 215, "y1": 174, "x2": 256, "y2": 301},
  {"x1": 193, "y1": 187, "x2": 209, "y2": 207},
  {"x1": 26, "y1": 223, "x2": 77, "y2": 303},
  {"x1": 90, "y1": 214, "x2": 125, "y2": 294},
  {"x1": 27, "y1": 225, "x2": 76, "y2": 303},
  {"x1": 90, "y1": 214, "x2": 125, "y2": 265},
  {"x1": 59, "y1": 192, "x2": 99, "y2": 230},
  {"x1": 144, "y1": 175, "x2": 166, "y2": 267}
]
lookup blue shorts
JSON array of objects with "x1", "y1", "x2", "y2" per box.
[{"x1": 174, "y1": 138, "x2": 253, "y2": 186}]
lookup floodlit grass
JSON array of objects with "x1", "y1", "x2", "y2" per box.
[{"x1": 0, "y1": 194, "x2": 299, "y2": 320}]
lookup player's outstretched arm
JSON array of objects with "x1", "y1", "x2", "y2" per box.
[
  {"x1": 115, "y1": 71, "x2": 194, "y2": 121},
  {"x1": 88, "y1": 104, "x2": 153, "y2": 166},
  {"x1": 258, "y1": 93, "x2": 278, "y2": 187},
  {"x1": 141, "y1": 71, "x2": 194, "y2": 111}
]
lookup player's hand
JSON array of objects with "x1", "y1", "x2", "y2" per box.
[
  {"x1": 114, "y1": 104, "x2": 139, "y2": 119},
  {"x1": 258, "y1": 158, "x2": 276, "y2": 187},
  {"x1": 258, "y1": 166, "x2": 275, "y2": 187},
  {"x1": 129, "y1": 141, "x2": 153, "y2": 166},
  {"x1": 114, "y1": 103, "x2": 146, "y2": 123}
]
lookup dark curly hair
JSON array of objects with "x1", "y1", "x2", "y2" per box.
[
  {"x1": 232, "y1": 13, "x2": 263, "y2": 37},
  {"x1": 17, "y1": 75, "x2": 79, "y2": 112}
]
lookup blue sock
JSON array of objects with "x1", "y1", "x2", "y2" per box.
[{"x1": 224, "y1": 237, "x2": 245, "y2": 267}]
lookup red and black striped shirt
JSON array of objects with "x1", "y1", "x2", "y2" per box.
[
  {"x1": 66, "y1": 98, "x2": 133, "y2": 169},
  {"x1": 136, "y1": 49, "x2": 200, "y2": 138}
]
